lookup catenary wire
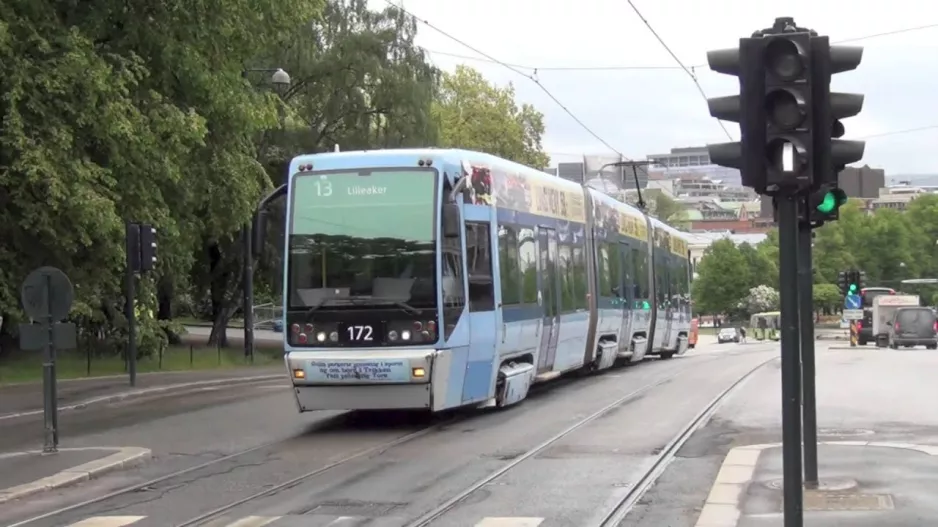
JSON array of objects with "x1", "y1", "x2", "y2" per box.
[
  {"x1": 423, "y1": 22, "x2": 938, "y2": 73},
  {"x1": 623, "y1": 0, "x2": 733, "y2": 140},
  {"x1": 384, "y1": 0, "x2": 633, "y2": 162}
]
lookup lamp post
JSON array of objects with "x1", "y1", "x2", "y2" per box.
[{"x1": 242, "y1": 67, "x2": 290, "y2": 361}]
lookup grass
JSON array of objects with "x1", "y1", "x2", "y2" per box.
[{"x1": 0, "y1": 345, "x2": 282, "y2": 385}]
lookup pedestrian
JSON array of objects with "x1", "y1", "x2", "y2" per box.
[{"x1": 739, "y1": 326, "x2": 747, "y2": 343}]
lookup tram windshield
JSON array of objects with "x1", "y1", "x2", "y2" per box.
[{"x1": 287, "y1": 168, "x2": 439, "y2": 311}]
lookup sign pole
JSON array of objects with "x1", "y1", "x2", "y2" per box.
[
  {"x1": 849, "y1": 321, "x2": 858, "y2": 347},
  {"x1": 18, "y1": 266, "x2": 76, "y2": 454},
  {"x1": 777, "y1": 196, "x2": 804, "y2": 526},
  {"x1": 797, "y1": 221, "x2": 818, "y2": 487}
]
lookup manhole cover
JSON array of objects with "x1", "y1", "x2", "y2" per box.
[
  {"x1": 818, "y1": 428, "x2": 875, "y2": 437},
  {"x1": 765, "y1": 478, "x2": 858, "y2": 492},
  {"x1": 802, "y1": 492, "x2": 894, "y2": 511}
]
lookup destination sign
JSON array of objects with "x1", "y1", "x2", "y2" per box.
[{"x1": 306, "y1": 359, "x2": 411, "y2": 383}]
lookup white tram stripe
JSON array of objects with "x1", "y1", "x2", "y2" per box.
[
  {"x1": 222, "y1": 517, "x2": 282, "y2": 527},
  {"x1": 66, "y1": 517, "x2": 146, "y2": 527},
  {"x1": 474, "y1": 518, "x2": 545, "y2": 527}
]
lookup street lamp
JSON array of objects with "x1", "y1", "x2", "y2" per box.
[
  {"x1": 243, "y1": 67, "x2": 291, "y2": 95},
  {"x1": 241, "y1": 66, "x2": 291, "y2": 361}
]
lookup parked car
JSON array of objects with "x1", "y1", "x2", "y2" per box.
[
  {"x1": 718, "y1": 327, "x2": 740, "y2": 344},
  {"x1": 887, "y1": 307, "x2": 938, "y2": 349}
]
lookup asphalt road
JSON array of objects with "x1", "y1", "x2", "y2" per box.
[
  {"x1": 620, "y1": 341, "x2": 938, "y2": 527},
  {"x1": 0, "y1": 338, "x2": 779, "y2": 527}
]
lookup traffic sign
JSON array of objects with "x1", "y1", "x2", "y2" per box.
[
  {"x1": 844, "y1": 294, "x2": 861, "y2": 310},
  {"x1": 843, "y1": 309, "x2": 864, "y2": 320},
  {"x1": 20, "y1": 266, "x2": 74, "y2": 322}
]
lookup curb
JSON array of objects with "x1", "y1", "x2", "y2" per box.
[
  {"x1": 694, "y1": 441, "x2": 938, "y2": 527},
  {"x1": 0, "y1": 447, "x2": 151, "y2": 504},
  {"x1": 0, "y1": 374, "x2": 285, "y2": 422}
]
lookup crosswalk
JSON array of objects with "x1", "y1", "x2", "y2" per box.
[{"x1": 63, "y1": 516, "x2": 546, "y2": 527}]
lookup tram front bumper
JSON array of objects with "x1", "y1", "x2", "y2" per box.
[{"x1": 285, "y1": 348, "x2": 448, "y2": 411}]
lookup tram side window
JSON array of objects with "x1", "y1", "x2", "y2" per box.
[
  {"x1": 518, "y1": 228, "x2": 538, "y2": 303},
  {"x1": 465, "y1": 223, "x2": 495, "y2": 312},
  {"x1": 597, "y1": 243, "x2": 612, "y2": 296},
  {"x1": 656, "y1": 251, "x2": 668, "y2": 306},
  {"x1": 572, "y1": 245, "x2": 587, "y2": 310},
  {"x1": 558, "y1": 243, "x2": 575, "y2": 313},
  {"x1": 498, "y1": 225, "x2": 521, "y2": 305},
  {"x1": 632, "y1": 246, "x2": 648, "y2": 300},
  {"x1": 681, "y1": 258, "x2": 691, "y2": 312}
]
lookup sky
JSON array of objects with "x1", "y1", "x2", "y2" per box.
[{"x1": 368, "y1": 0, "x2": 938, "y2": 175}]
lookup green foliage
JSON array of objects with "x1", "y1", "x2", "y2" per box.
[
  {"x1": 695, "y1": 195, "x2": 938, "y2": 315},
  {"x1": 0, "y1": 0, "x2": 552, "y2": 359},
  {"x1": 433, "y1": 65, "x2": 550, "y2": 169}
]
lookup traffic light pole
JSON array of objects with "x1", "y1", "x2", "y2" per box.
[
  {"x1": 778, "y1": 196, "x2": 805, "y2": 526},
  {"x1": 798, "y1": 217, "x2": 819, "y2": 487}
]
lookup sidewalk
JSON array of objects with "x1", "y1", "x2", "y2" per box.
[
  {"x1": 693, "y1": 346, "x2": 938, "y2": 527},
  {"x1": 0, "y1": 366, "x2": 284, "y2": 418},
  {"x1": 698, "y1": 442, "x2": 938, "y2": 527},
  {"x1": 0, "y1": 447, "x2": 150, "y2": 504}
]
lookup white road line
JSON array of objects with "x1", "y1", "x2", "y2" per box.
[
  {"x1": 223, "y1": 517, "x2": 283, "y2": 527},
  {"x1": 67, "y1": 517, "x2": 146, "y2": 527},
  {"x1": 326, "y1": 517, "x2": 363, "y2": 526},
  {"x1": 475, "y1": 518, "x2": 545, "y2": 527}
]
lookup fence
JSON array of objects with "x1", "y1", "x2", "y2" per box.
[{"x1": 252, "y1": 302, "x2": 283, "y2": 330}]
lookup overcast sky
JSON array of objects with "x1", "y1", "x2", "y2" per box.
[{"x1": 369, "y1": 0, "x2": 938, "y2": 175}]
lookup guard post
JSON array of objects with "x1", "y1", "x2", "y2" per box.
[
  {"x1": 844, "y1": 291, "x2": 863, "y2": 348},
  {"x1": 18, "y1": 266, "x2": 77, "y2": 453}
]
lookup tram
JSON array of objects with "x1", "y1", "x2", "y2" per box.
[{"x1": 259, "y1": 148, "x2": 692, "y2": 413}]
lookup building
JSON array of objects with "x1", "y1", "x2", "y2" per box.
[{"x1": 647, "y1": 146, "x2": 743, "y2": 186}]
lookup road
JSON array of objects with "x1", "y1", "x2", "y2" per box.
[
  {"x1": 0, "y1": 338, "x2": 778, "y2": 527},
  {"x1": 182, "y1": 326, "x2": 284, "y2": 347}
]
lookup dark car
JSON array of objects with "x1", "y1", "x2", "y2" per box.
[
  {"x1": 887, "y1": 307, "x2": 938, "y2": 349},
  {"x1": 717, "y1": 327, "x2": 740, "y2": 344}
]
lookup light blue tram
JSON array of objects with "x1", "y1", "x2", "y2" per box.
[{"x1": 265, "y1": 148, "x2": 692, "y2": 413}]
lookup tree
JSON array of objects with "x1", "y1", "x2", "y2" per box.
[
  {"x1": 738, "y1": 242, "x2": 777, "y2": 290},
  {"x1": 813, "y1": 283, "x2": 841, "y2": 314},
  {"x1": 738, "y1": 285, "x2": 779, "y2": 315},
  {"x1": 433, "y1": 66, "x2": 550, "y2": 169},
  {"x1": 653, "y1": 193, "x2": 689, "y2": 228},
  {"x1": 691, "y1": 239, "x2": 751, "y2": 316}
]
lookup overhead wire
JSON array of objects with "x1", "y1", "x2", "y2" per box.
[
  {"x1": 383, "y1": 0, "x2": 631, "y2": 161},
  {"x1": 622, "y1": 0, "x2": 733, "y2": 141},
  {"x1": 424, "y1": 22, "x2": 938, "y2": 73}
]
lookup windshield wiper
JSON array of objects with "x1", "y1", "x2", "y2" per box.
[{"x1": 303, "y1": 295, "x2": 422, "y2": 317}]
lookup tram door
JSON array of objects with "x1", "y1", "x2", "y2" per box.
[
  {"x1": 617, "y1": 242, "x2": 633, "y2": 352},
  {"x1": 536, "y1": 227, "x2": 560, "y2": 373}
]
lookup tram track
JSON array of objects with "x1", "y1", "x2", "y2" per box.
[
  {"x1": 6, "y1": 349, "x2": 762, "y2": 527},
  {"x1": 403, "y1": 353, "x2": 778, "y2": 527}
]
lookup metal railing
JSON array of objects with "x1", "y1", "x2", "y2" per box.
[{"x1": 252, "y1": 302, "x2": 283, "y2": 330}]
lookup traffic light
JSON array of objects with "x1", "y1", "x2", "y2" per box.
[
  {"x1": 139, "y1": 224, "x2": 158, "y2": 272},
  {"x1": 807, "y1": 185, "x2": 848, "y2": 225},
  {"x1": 762, "y1": 31, "x2": 815, "y2": 194},
  {"x1": 811, "y1": 38, "x2": 866, "y2": 189},
  {"x1": 846, "y1": 271, "x2": 859, "y2": 295},
  {"x1": 705, "y1": 37, "x2": 767, "y2": 191},
  {"x1": 857, "y1": 270, "x2": 866, "y2": 291},
  {"x1": 837, "y1": 271, "x2": 848, "y2": 296}
]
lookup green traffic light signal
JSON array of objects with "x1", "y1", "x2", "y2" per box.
[
  {"x1": 817, "y1": 191, "x2": 837, "y2": 213},
  {"x1": 848, "y1": 283, "x2": 857, "y2": 294}
]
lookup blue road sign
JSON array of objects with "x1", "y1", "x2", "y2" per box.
[{"x1": 845, "y1": 294, "x2": 862, "y2": 309}]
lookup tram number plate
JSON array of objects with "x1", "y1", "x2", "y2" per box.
[{"x1": 339, "y1": 323, "x2": 378, "y2": 343}]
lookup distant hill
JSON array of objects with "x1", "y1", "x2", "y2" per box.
[{"x1": 887, "y1": 174, "x2": 938, "y2": 187}]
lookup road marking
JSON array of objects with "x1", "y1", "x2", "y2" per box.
[
  {"x1": 223, "y1": 516, "x2": 282, "y2": 527},
  {"x1": 326, "y1": 518, "x2": 362, "y2": 525},
  {"x1": 475, "y1": 518, "x2": 544, "y2": 527},
  {"x1": 67, "y1": 517, "x2": 146, "y2": 527}
]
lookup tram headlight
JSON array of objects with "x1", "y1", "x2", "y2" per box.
[
  {"x1": 388, "y1": 330, "x2": 399, "y2": 341},
  {"x1": 316, "y1": 331, "x2": 327, "y2": 342},
  {"x1": 401, "y1": 330, "x2": 412, "y2": 341},
  {"x1": 329, "y1": 331, "x2": 339, "y2": 342}
]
